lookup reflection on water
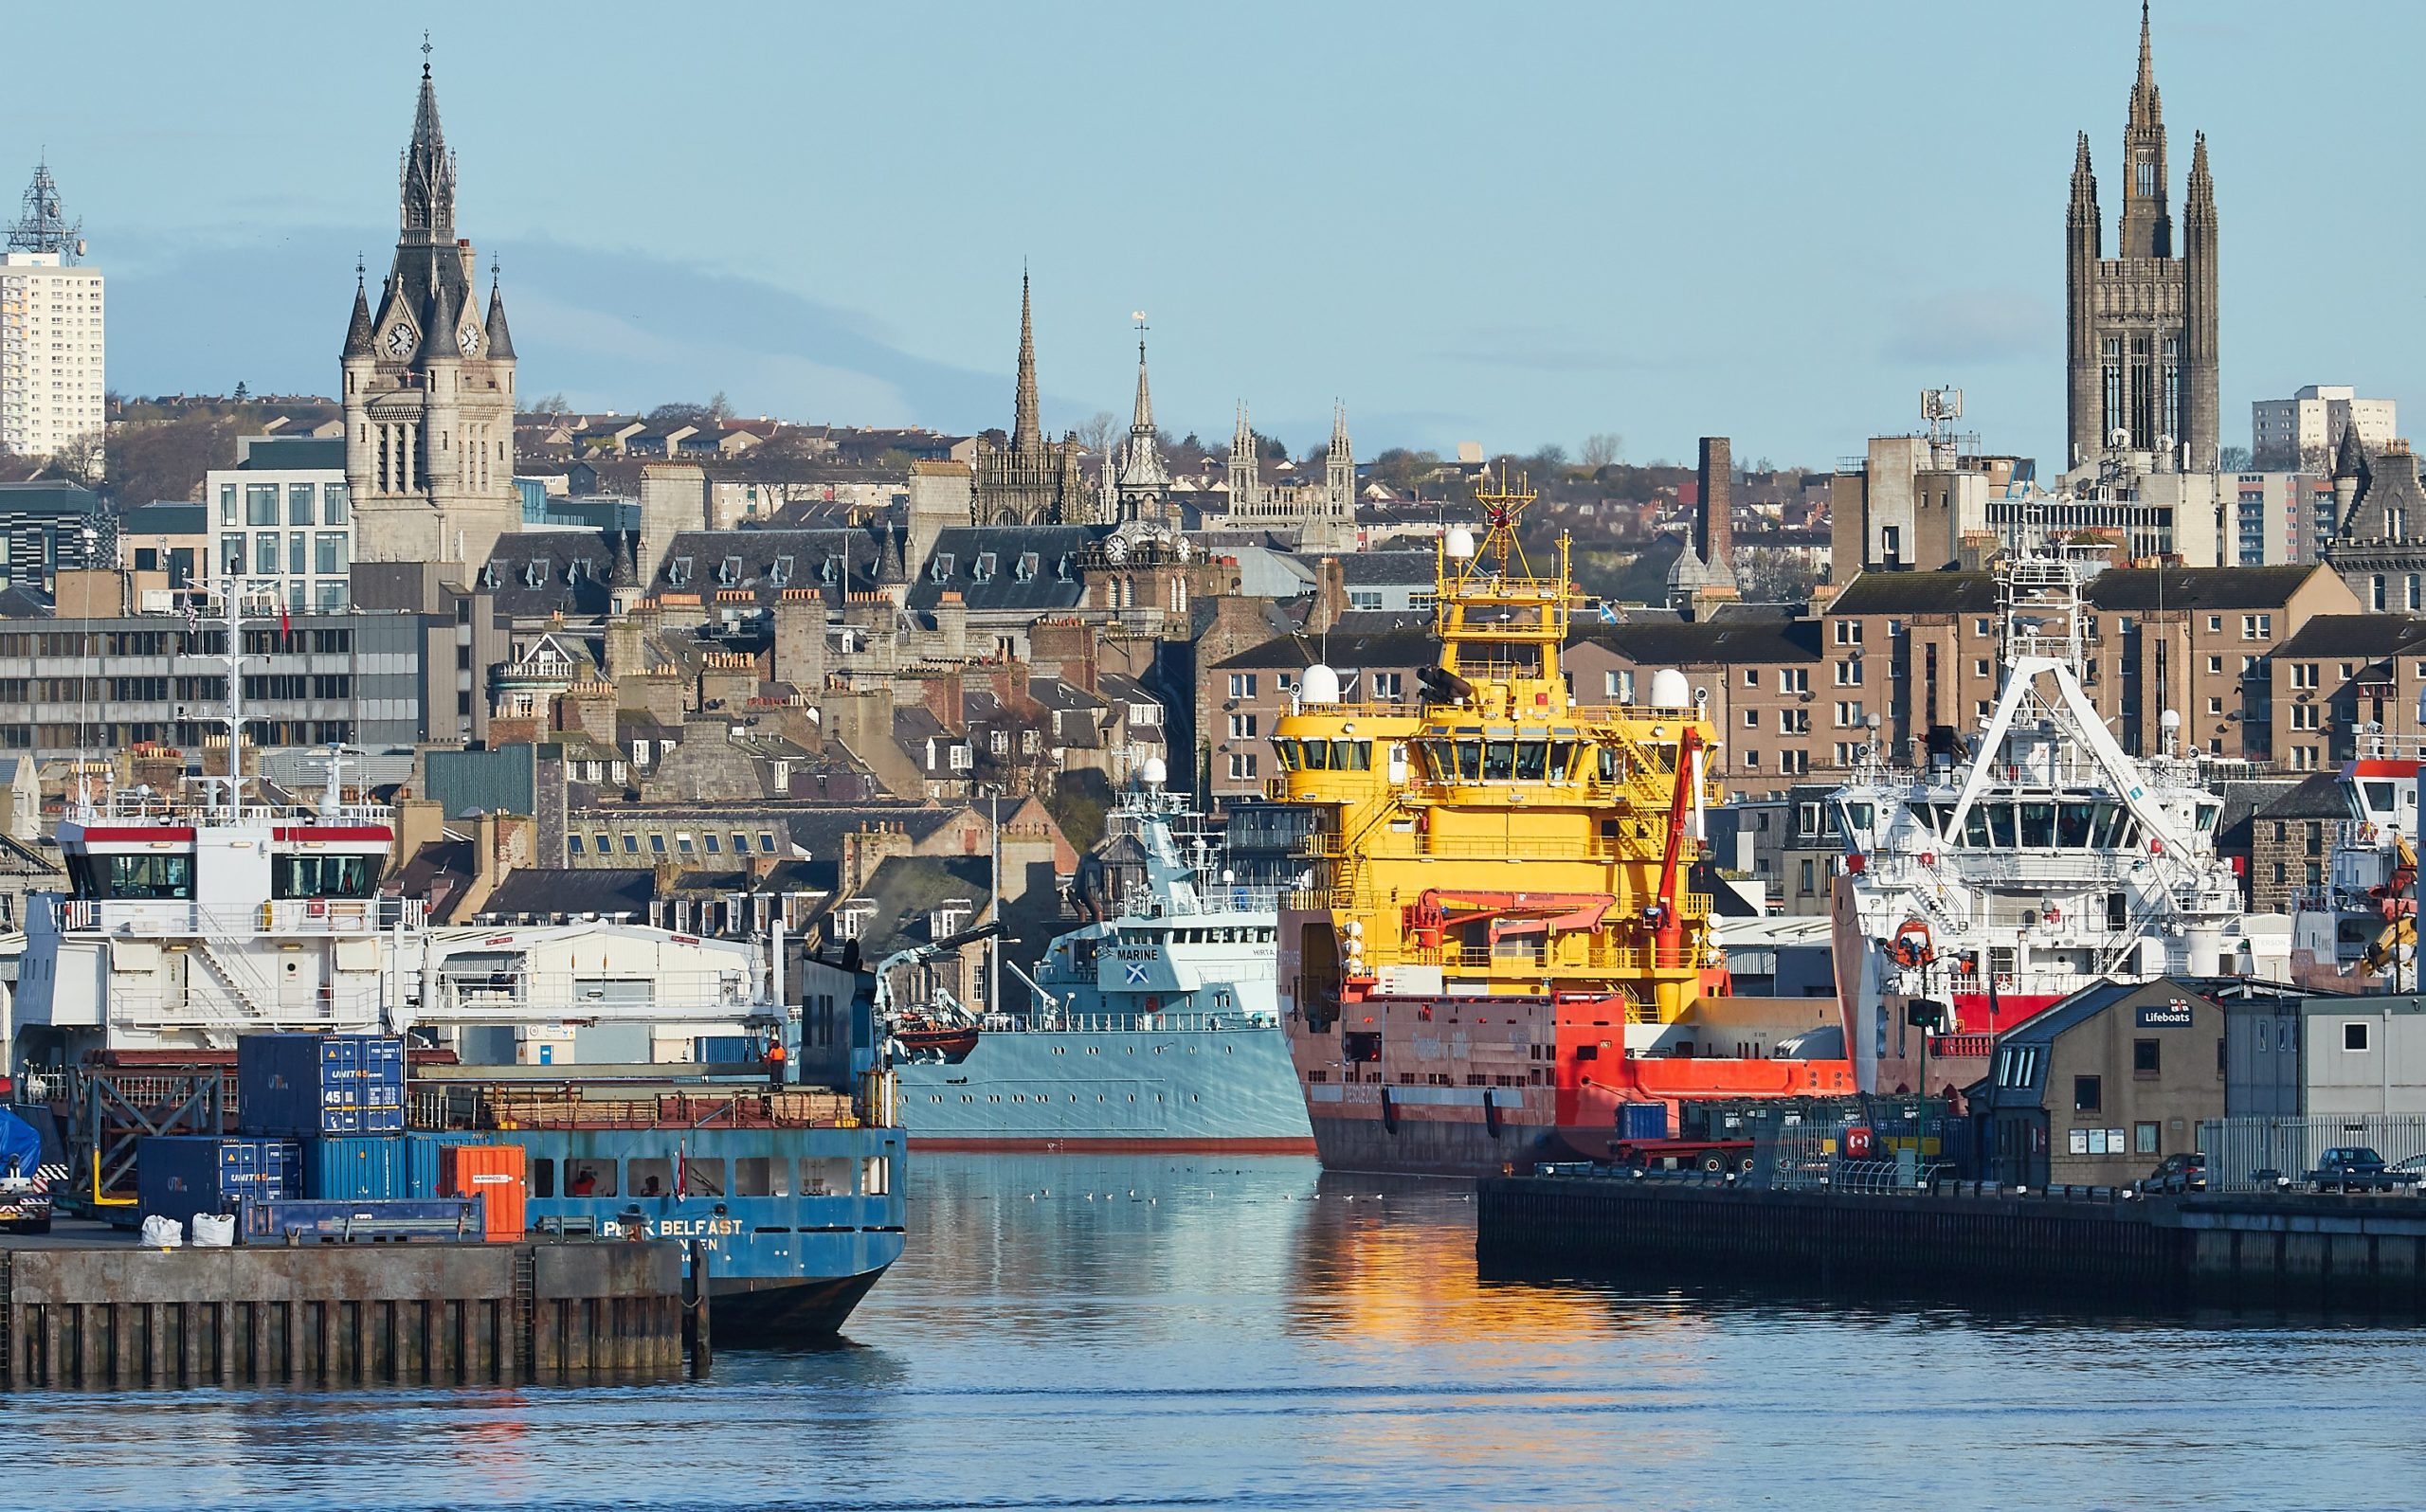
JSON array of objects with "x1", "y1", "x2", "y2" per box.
[{"x1": 5, "y1": 1155, "x2": 2425, "y2": 1510}]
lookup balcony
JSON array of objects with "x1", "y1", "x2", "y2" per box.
[{"x1": 58, "y1": 896, "x2": 428, "y2": 936}]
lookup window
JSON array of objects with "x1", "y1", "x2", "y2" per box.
[
  {"x1": 568, "y1": 836, "x2": 586, "y2": 855},
  {"x1": 245, "y1": 482, "x2": 279, "y2": 526},
  {"x1": 2345, "y1": 1021, "x2": 2372, "y2": 1052},
  {"x1": 1778, "y1": 668, "x2": 1809, "y2": 694},
  {"x1": 1227, "y1": 713, "x2": 1258, "y2": 739},
  {"x1": 219, "y1": 484, "x2": 237, "y2": 527},
  {"x1": 2135, "y1": 1122, "x2": 2160, "y2": 1156},
  {"x1": 2241, "y1": 614, "x2": 2271, "y2": 640},
  {"x1": 622, "y1": 834, "x2": 641, "y2": 854},
  {"x1": 1777, "y1": 709, "x2": 1808, "y2": 734},
  {"x1": 1226, "y1": 752, "x2": 1259, "y2": 782},
  {"x1": 1226, "y1": 673, "x2": 1257, "y2": 698},
  {"x1": 1743, "y1": 669, "x2": 1758, "y2": 688},
  {"x1": 323, "y1": 482, "x2": 348, "y2": 524},
  {"x1": 2073, "y1": 1074, "x2": 2102, "y2": 1112},
  {"x1": 288, "y1": 482, "x2": 316, "y2": 525},
  {"x1": 1835, "y1": 621, "x2": 1862, "y2": 645},
  {"x1": 2132, "y1": 1038, "x2": 2160, "y2": 1077},
  {"x1": 315, "y1": 531, "x2": 348, "y2": 577},
  {"x1": 2205, "y1": 656, "x2": 2223, "y2": 675},
  {"x1": 2205, "y1": 615, "x2": 2222, "y2": 633},
  {"x1": 1744, "y1": 709, "x2": 1759, "y2": 729},
  {"x1": 759, "y1": 832, "x2": 777, "y2": 853},
  {"x1": 703, "y1": 833, "x2": 720, "y2": 854}
]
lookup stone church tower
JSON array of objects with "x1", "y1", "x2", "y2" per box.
[
  {"x1": 342, "y1": 57, "x2": 519, "y2": 571},
  {"x1": 2065, "y1": 4, "x2": 2218, "y2": 473},
  {"x1": 1111, "y1": 333, "x2": 1171, "y2": 526},
  {"x1": 970, "y1": 274, "x2": 1091, "y2": 526}
]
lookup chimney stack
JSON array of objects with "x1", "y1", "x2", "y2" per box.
[{"x1": 1695, "y1": 436, "x2": 1732, "y2": 572}]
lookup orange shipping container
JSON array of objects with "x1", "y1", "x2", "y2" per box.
[{"x1": 440, "y1": 1143, "x2": 528, "y2": 1242}]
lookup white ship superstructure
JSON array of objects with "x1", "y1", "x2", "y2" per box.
[
  {"x1": 2289, "y1": 750, "x2": 2422, "y2": 988},
  {"x1": 1829, "y1": 535, "x2": 2262, "y2": 1092},
  {"x1": 9, "y1": 583, "x2": 778, "y2": 1073}
]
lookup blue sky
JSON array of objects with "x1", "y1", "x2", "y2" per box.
[{"x1": 7, "y1": 1, "x2": 2417, "y2": 466}]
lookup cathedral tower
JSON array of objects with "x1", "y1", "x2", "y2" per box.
[
  {"x1": 970, "y1": 272, "x2": 1090, "y2": 525},
  {"x1": 2064, "y1": 3, "x2": 2218, "y2": 473},
  {"x1": 342, "y1": 54, "x2": 519, "y2": 571}
]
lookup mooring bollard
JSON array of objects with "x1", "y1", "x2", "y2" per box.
[{"x1": 687, "y1": 1238, "x2": 712, "y2": 1377}]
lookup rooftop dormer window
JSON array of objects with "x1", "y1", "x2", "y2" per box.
[
  {"x1": 669, "y1": 557, "x2": 693, "y2": 587},
  {"x1": 931, "y1": 553, "x2": 956, "y2": 584},
  {"x1": 480, "y1": 562, "x2": 500, "y2": 589},
  {"x1": 524, "y1": 561, "x2": 545, "y2": 588},
  {"x1": 718, "y1": 556, "x2": 742, "y2": 585},
  {"x1": 770, "y1": 555, "x2": 793, "y2": 587},
  {"x1": 822, "y1": 555, "x2": 841, "y2": 585},
  {"x1": 974, "y1": 552, "x2": 996, "y2": 583},
  {"x1": 1016, "y1": 552, "x2": 1038, "y2": 582}
]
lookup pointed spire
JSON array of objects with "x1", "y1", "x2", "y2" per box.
[
  {"x1": 484, "y1": 260, "x2": 516, "y2": 361},
  {"x1": 400, "y1": 45, "x2": 457, "y2": 243},
  {"x1": 1331, "y1": 400, "x2": 1350, "y2": 455},
  {"x1": 1233, "y1": 402, "x2": 1254, "y2": 457},
  {"x1": 2136, "y1": 1, "x2": 2154, "y2": 99},
  {"x1": 2336, "y1": 420, "x2": 2369, "y2": 482},
  {"x1": 1130, "y1": 337, "x2": 1154, "y2": 435},
  {"x1": 424, "y1": 264, "x2": 462, "y2": 357},
  {"x1": 1011, "y1": 269, "x2": 1041, "y2": 456},
  {"x1": 2187, "y1": 130, "x2": 2214, "y2": 207},
  {"x1": 343, "y1": 259, "x2": 376, "y2": 358}
]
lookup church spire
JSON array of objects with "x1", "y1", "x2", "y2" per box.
[
  {"x1": 1130, "y1": 334, "x2": 1154, "y2": 436},
  {"x1": 2133, "y1": 1, "x2": 2157, "y2": 119},
  {"x1": 484, "y1": 261, "x2": 516, "y2": 360},
  {"x1": 399, "y1": 43, "x2": 456, "y2": 245},
  {"x1": 1012, "y1": 269, "x2": 1041, "y2": 456},
  {"x1": 2118, "y1": 0, "x2": 2170, "y2": 258}
]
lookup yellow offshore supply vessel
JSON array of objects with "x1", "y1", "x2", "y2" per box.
[{"x1": 1273, "y1": 474, "x2": 1853, "y2": 1174}]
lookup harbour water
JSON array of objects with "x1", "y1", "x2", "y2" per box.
[{"x1": 7, "y1": 1155, "x2": 2424, "y2": 1510}]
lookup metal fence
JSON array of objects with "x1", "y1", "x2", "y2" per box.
[
  {"x1": 2198, "y1": 1115, "x2": 2426, "y2": 1191},
  {"x1": 1759, "y1": 1118, "x2": 1962, "y2": 1193}
]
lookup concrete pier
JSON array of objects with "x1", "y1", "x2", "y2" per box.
[
  {"x1": 1476, "y1": 1176, "x2": 2426, "y2": 1315},
  {"x1": 0, "y1": 1229, "x2": 697, "y2": 1388}
]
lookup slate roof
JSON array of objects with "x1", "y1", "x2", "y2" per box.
[
  {"x1": 1569, "y1": 617, "x2": 1824, "y2": 666},
  {"x1": 1978, "y1": 979, "x2": 2220, "y2": 1108},
  {"x1": 474, "y1": 868, "x2": 658, "y2": 921},
  {"x1": 2272, "y1": 614, "x2": 2426, "y2": 659},
  {"x1": 1825, "y1": 570, "x2": 1999, "y2": 616},
  {"x1": 843, "y1": 855, "x2": 993, "y2": 959},
  {"x1": 652, "y1": 526, "x2": 899, "y2": 606},
  {"x1": 2254, "y1": 772, "x2": 2354, "y2": 822},
  {"x1": 1339, "y1": 550, "x2": 1438, "y2": 585},
  {"x1": 2084, "y1": 566, "x2": 2320, "y2": 612},
  {"x1": 1212, "y1": 625, "x2": 1439, "y2": 672},
  {"x1": 479, "y1": 530, "x2": 619, "y2": 620},
  {"x1": 905, "y1": 525, "x2": 1102, "y2": 615}
]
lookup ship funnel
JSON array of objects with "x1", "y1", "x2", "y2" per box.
[
  {"x1": 1301, "y1": 664, "x2": 1342, "y2": 705},
  {"x1": 1138, "y1": 755, "x2": 1168, "y2": 788},
  {"x1": 1649, "y1": 668, "x2": 1691, "y2": 709},
  {"x1": 1444, "y1": 526, "x2": 1476, "y2": 561}
]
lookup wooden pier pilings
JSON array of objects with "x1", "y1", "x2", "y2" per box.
[
  {"x1": 1477, "y1": 1177, "x2": 2426, "y2": 1315},
  {"x1": 0, "y1": 1239, "x2": 697, "y2": 1388}
]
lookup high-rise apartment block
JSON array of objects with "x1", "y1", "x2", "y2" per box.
[
  {"x1": 2251, "y1": 385, "x2": 2397, "y2": 471},
  {"x1": 1, "y1": 163, "x2": 104, "y2": 463}
]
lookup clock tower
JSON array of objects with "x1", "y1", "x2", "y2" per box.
[{"x1": 341, "y1": 52, "x2": 518, "y2": 572}]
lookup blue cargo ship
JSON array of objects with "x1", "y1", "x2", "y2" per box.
[{"x1": 893, "y1": 770, "x2": 1314, "y2": 1152}]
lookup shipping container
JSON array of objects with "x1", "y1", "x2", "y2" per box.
[
  {"x1": 299, "y1": 1135, "x2": 408, "y2": 1201},
  {"x1": 238, "y1": 1197, "x2": 480, "y2": 1245},
  {"x1": 237, "y1": 1033, "x2": 407, "y2": 1138},
  {"x1": 694, "y1": 1035, "x2": 763, "y2": 1065},
  {"x1": 1619, "y1": 1103, "x2": 1671, "y2": 1142},
  {"x1": 403, "y1": 1130, "x2": 485, "y2": 1199},
  {"x1": 137, "y1": 1136, "x2": 299, "y2": 1225},
  {"x1": 441, "y1": 1143, "x2": 528, "y2": 1241}
]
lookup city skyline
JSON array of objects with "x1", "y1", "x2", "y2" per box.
[{"x1": 4, "y1": 1, "x2": 2419, "y2": 463}]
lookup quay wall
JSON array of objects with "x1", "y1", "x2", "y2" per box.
[
  {"x1": 0, "y1": 1240, "x2": 694, "y2": 1389},
  {"x1": 1477, "y1": 1178, "x2": 2426, "y2": 1314}
]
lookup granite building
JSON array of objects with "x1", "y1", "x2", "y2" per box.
[
  {"x1": 341, "y1": 55, "x2": 520, "y2": 571},
  {"x1": 969, "y1": 275, "x2": 1092, "y2": 527},
  {"x1": 2065, "y1": 4, "x2": 2218, "y2": 473}
]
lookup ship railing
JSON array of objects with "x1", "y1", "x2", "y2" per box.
[
  {"x1": 74, "y1": 795, "x2": 397, "y2": 829},
  {"x1": 103, "y1": 984, "x2": 389, "y2": 1035},
  {"x1": 1118, "y1": 884, "x2": 1285, "y2": 918},
  {"x1": 1021, "y1": 1010, "x2": 1268, "y2": 1034},
  {"x1": 56, "y1": 896, "x2": 427, "y2": 936},
  {"x1": 425, "y1": 973, "x2": 761, "y2": 1025}
]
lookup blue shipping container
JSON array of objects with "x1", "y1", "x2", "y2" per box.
[
  {"x1": 237, "y1": 1033, "x2": 407, "y2": 1138},
  {"x1": 300, "y1": 1135, "x2": 408, "y2": 1201},
  {"x1": 239, "y1": 1197, "x2": 480, "y2": 1245},
  {"x1": 695, "y1": 1035, "x2": 762, "y2": 1064},
  {"x1": 138, "y1": 1136, "x2": 299, "y2": 1225},
  {"x1": 1620, "y1": 1103, "x2": 1671, "y2": 1142},
  {"x1": 403, "y1": 1131, "x2": 483, "y2": 1199}
]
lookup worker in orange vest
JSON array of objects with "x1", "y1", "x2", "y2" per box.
[{"x1": 767, "y1": 1035, "x2": 788, "y2": 1089}]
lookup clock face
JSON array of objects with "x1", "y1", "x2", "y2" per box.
[
  {"x1": 458, "y1": 321, "x2": 481, "y2": 356},
  {"x1": 384, "y1": 322, "x2": 416, "y2": 358}
]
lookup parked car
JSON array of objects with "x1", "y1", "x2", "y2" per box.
[
  {"x1": 2306, "y1": 1146, "x2": 2418, "y2": 1194},
  {"x1": 2140, "y1": 1152, "x2": 2207, "y2": 1195}
]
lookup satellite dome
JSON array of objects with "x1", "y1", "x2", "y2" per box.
[
  {"x1": 1300, "y1": 664, "x2": 1342, "y2": 705},
  {"x1": 2160, "y1": 709, "x2": 2182, "y2": 731},
  {"x1": 1444, "y1": 526, "x2": 1476, "y2": 561},
  {"x1": 1139, "y1": 755, "x2": 1168, "y2": 787},
  {"x1": 1649, "y1": 668, "x2": 1691, "y2": 709}
]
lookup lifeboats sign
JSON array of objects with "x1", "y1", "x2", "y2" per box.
[{"x1": 2136, "y1": 1000, "x2": 2196, "y2": 1029}]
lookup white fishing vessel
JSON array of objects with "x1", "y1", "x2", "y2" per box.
[{"x1": 1827, "y1": 534, "x2": 2267, "y2": 1093}]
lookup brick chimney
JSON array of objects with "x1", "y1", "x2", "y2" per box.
[{"x1": 1695, "y1": 436, "x2": 1732, "y2": 571}]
